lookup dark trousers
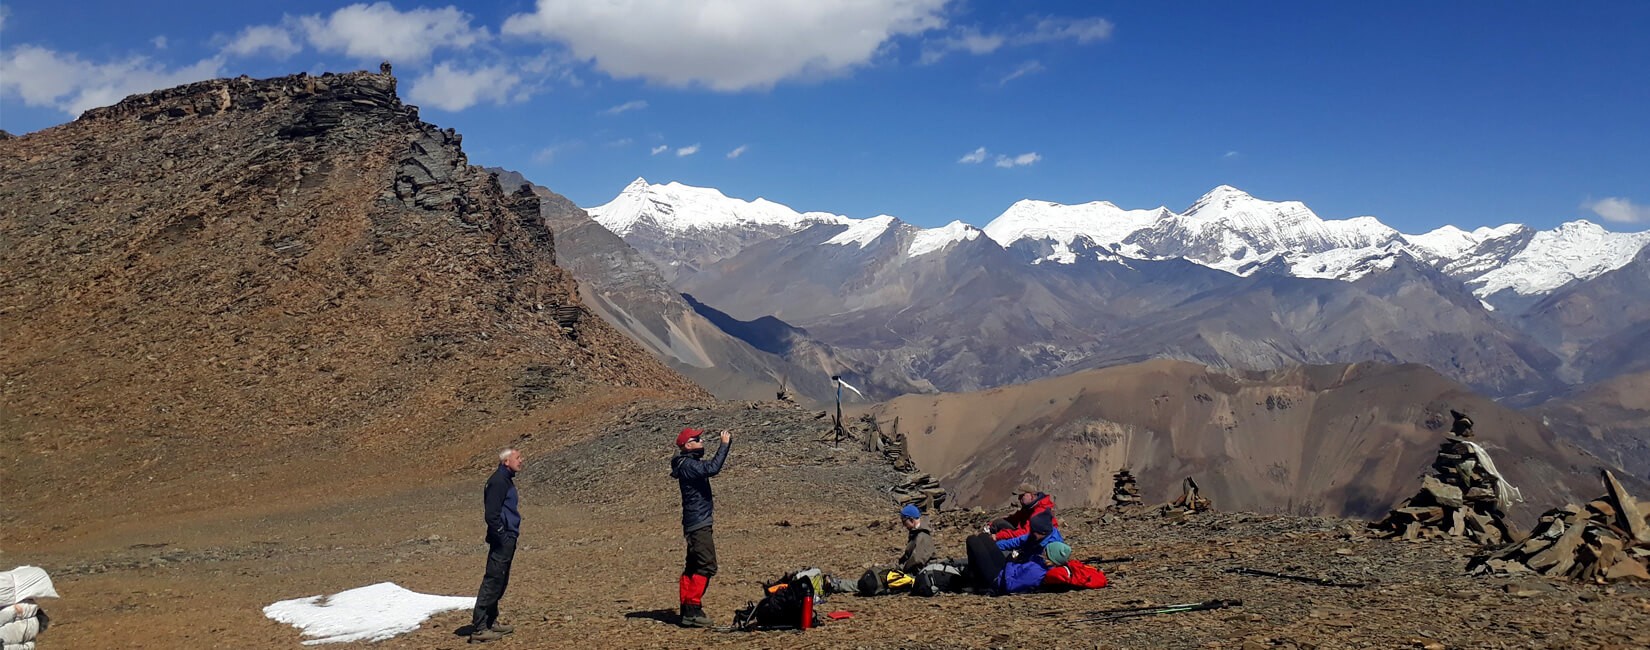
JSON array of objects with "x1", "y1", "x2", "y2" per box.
[
  {"x1": 965, "y1": 533, "x2": 1007, "y2": 591},
  {"x1": 684, "y1": 525, "x2": 718, "y2": 577},
  {"x1": 472, "y1": 532, "x2": 517, "y2": 629}
]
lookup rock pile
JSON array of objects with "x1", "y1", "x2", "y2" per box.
[
  {"x1": 1372, "y1": 417, "x2": 1519, "y2": 545},
  {"x1": 1161, "y1": 477, "x2": 1212, "y2": 516},
  {"x1": 1470, "y1": 470, "x2": 1650, "y2": 582},
  {"x1": 890, "y1": 474, "x2": 948, "y2": 512},
  {"x1": 1111, "y1": 469, "x2": 1142, "y2": 510}
]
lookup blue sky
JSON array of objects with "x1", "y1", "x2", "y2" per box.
[{"x1": 3, "y1": 1, "x2": 1648, "y2": 232}]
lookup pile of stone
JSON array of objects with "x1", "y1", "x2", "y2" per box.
[
  {"x1": 550, "y1": 305, "x2": 582, "y2": 337},
  {"x1": 1372, "y1": 411, "x2": 1519, "y2": 545},
  {"x1": 1470, "y1": 470, "x2": 1650, "y2": 582},
  {"x1": 1110, "y1": 469, "x2": 1142, "y2": 510},
  {"x1": 1161, "y1": 476, "x2": 1212, "y2": 516},
  {"x1": 891, "y1": 474, "x2": 949, "y2": 512}
]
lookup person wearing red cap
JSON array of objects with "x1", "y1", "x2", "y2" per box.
[{"x1": 670, "y1": 427, "x2": 732, "y2": 627}]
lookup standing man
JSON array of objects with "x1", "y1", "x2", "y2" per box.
[
  {"x1": 671, "y1": 427, "x2": 732, "y2": 628},
  {"x1": 470, "y1": 448, "x2": 521, "y2": 643}
]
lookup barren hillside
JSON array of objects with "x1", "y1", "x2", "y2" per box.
[{"x1": 872, "y1": 360, "x2": 1618, "y2": 524}]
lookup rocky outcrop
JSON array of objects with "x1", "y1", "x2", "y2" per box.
[{"x1": 0, "y1": 70, "x2": 704, "y2": 515}]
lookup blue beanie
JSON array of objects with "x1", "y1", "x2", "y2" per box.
[{"x1": 900, "y1": 504, "x2": 922, "y2": 519}]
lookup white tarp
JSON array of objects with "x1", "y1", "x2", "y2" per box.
[
  {"x1": 0, "y1": 568, "x2": 57, "y2": 607},
  {"x1": 263, "y1": 582, "x2": 474, "y2": 645},
  {"x1": 1463, "y1": 440, "x2": 1524, "y2": 511}
]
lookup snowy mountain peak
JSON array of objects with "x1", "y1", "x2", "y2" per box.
[
  {"x1": 825, "y1": 215, "x2": 899, "y2": 248},
  {"x1": 586, "y1": 179, "x2": 849, "y2": 237},
  {"x1": 909, "y1": 220, "x2": 983, "y2": 257}
]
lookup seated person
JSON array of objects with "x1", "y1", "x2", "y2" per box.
[
  {"x1": 991, "y1": 483, "x2": 1059, "y2": 541},
  {"x1": 1040, "y1": 542, "x2": 1108, "y2": 591},
  {"x1": 995, "y1": 511, "x2": 1063, "y2": 555},
  {"x1": 897, "y1": 504, "x2": 936, "y2": 574},
  {"x1": 968, "y1": 512, "x2": 1061, "y2": 595}
]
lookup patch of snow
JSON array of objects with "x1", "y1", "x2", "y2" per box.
[
  {"x1": 825, "y1": 215, "x2": 897, "y2": 248},
  {"x1": 1467, "y1": 220, "x2": 1650, "y2": 296},
  {"x1": 1402, "y1": 224, "x2": 1520, "y2": 261},
  {"x1": 1285, "y1": 246, "x2": 1402, "y2": 280},
  {"x1": 586, "y1": 178, "x2": 849, "y2": 236},
  {"x1": 264, "y1": 583, "x2": 474, "y2": 645},
  {"x1": 982, "y1": 200, "x2": 1170, "y2": 256},
  {"x1": 1480, "y1": 299, "x2": 1496, "y2": 312},
  {"x1": 908, "y1": 220, "x2": 981, "y2": 257}
]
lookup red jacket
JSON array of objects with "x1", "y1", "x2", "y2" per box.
[
  {"x1": 1042, "y1": 560, "x2": 1108, "y2": 590},
  {"x1": 993, "y1": 494, "x2": 1059, "y2": 541}
]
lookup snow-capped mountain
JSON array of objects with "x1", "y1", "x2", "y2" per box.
[{"x1": 588, "y1": 179, "x2": 1650, "y2": 310}]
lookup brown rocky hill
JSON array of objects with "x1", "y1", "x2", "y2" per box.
[
  {"x1": 1536, "y1": 369, "x2": 1650, "y2": 481},
  {"x1": 870, "y1": 360, "x2": 1620, "y2": 525},
  {"x1": 0, "y1": 71, "x2": 704, "y2": 531}
]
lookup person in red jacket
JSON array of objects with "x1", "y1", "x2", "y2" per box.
[
  {"x1": 1040, "y1": 542, "x2": 1108, "y2": 591},
  {"x1": 990, "y1": 483, "x2": 1059, "y2": 541}
]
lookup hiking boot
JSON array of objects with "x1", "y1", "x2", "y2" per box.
[
  {"x1": 678, "y1": 604, "x2": 713, "y2": 628},
  {"x1": 469, "y1": 627, "x2": 505, "y2": 643},
  {"x1": 489, "y1": 622, "x2": 515, "y2": 634}
]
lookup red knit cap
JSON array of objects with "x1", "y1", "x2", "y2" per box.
[{"x1": 676, "y1": 427, "x2": 704, "y2": 448}]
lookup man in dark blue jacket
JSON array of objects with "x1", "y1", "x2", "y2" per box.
[
  {"x1": 671, "y1": 427, "x2": 732, "y2": 628},
  {"x1": 470, "y1": 448, "x2": 522, "y2": 643}
]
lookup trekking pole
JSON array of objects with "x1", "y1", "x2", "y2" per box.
[
  {"x1": 1225, "y1": 567, "x2": 1366, "y2": 588},
  {"x1": 1072, "y1": 599, "x2": 1241, "y2": 623}
]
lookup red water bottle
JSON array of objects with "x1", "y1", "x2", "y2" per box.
[{"x1": 800, "y1": 594, "x2": 813, "y2": 630}]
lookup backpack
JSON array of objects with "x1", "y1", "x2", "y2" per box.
[
  {"x1": 733, "y1": 570, "x2": 821, "y2": 631},
  {"x1": 912, "y1": 561, "x2": 965, "y2": 597},
  {"x1": 856, "y1": 565, "x2": 913, "y2": 596}
]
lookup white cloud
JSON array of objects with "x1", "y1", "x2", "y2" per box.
[
  {"x1": 726, "y1": 144, "x2": 748, "y2": 159},
  {"x1": 676, "y1": 143, "x2": 701, "y2": 157},
  {"x1": 923, "y1": 15, "x2": 1114, "y2": 63},
  {"x1": 405, "y1": 62, "x2": 522, "y2": 111},
  {"x1": 152, "y1": 36, "x2": 169, "y2": 50},
  {"x1": 503, "y1": 0, "x2": 950, "y2": 91},
  {"x1": 1224, "y1": 150, "x2": 1240, "y2": 159},
  {"x1": 999, "y1": 60, "x2": 1043, "y2": 85},
  {"x1": 994, "y1": 152, "x2": 1041, "y2": 168},
  {"x1": 297, "y1": 2, "x2": 488, "y2": 62},
  {"x1": 606, "y1": 138, "x2": 634, "y2": 147},
  {"x1": 1583, "y1": 197, "x2": 1650, "y2": 224},
  {"x1": 0, "y1": 6, "x2": 9, "y2": 32},
  {"x1": 223, "y1": 25, "x2": 303, "y2": 59},
  {"x1": 532, "y1": 143, "x2": 581, "y2": 164},
  {"x1": 958, "y1": 146, "x2": 987, "y2": 164},
  {"x1": 601, "y1": 99, "x2": 647, "y2": 115},
  {"x1": 650, "y1": 145, "x2": 669, "y2": 155},
  {"x1": 1024, "y1": 17, "x2": 1114, "y2": 44},
  {"x1": 0, "y1": 45, "x2": 224, "y2": 116},
  {"x1": 919, "y1": 27, "x2": 1004, "y2": 64}
]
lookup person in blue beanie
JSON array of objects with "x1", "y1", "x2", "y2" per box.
[{"x1": 897, "y1": 504, "x2": 936, "y2": 573}]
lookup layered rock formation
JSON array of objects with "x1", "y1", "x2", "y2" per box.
[{"x1": 0, "y1": 71, "x2": 703, "y2": 519}]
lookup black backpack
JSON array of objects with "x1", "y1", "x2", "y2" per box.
[
  {"x1": 912, "y1": 561, "x2": 965, "y2": 597},
  {"x1": 733, "y1": 572, "x2": 819, "y2": 631}
]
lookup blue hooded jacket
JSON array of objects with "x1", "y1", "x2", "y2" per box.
[
  {"x1": 996, "y1": 556, "x2": 1050, "y2": 594},
  {"x1": 995, "y1": 527, "x2": 1064, "y2": 553}
]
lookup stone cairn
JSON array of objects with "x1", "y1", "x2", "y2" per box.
[
  {"x1": 891, "y1": 473, "x2": 949, "y2": 512},
  {"x1": 1161, "y1": 476, "x2": 1213, "y2": 517},
  {"x1": 1372, "y1": 410, "x2": 1517, "y2": 545},
  {"x1": 1110, "y1": 469, "x2": 1142, "y2": 510},
  {"x1": 1470, "y1": 469, "x2": 1650, "y2": 583},
  {"x1": 859, "y1": 416, "x2": 950, "y2": 512}
]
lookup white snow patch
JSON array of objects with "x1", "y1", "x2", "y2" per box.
[
  {"x1": 983, "y1": 199, "x2": 1169, "y2": 253},
  {"x1": 1480, "y1": 299, "x2": 1496, "y2": 312},
  {"x1": 825, "y1": 215, "x2": 897, "y2": 248},
  {"x1": 264, "y1": 582, "x2": 474, "y2": 645},
  {"x1": 1467, "y1": 220, "x2": 1650, "y2": 296},
  {"x1": 908, "y1": 220, "x2": 980, "y2": 257},
  {"x1": 586, "y1": 178, "x2": 849, "y2": 236}
]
